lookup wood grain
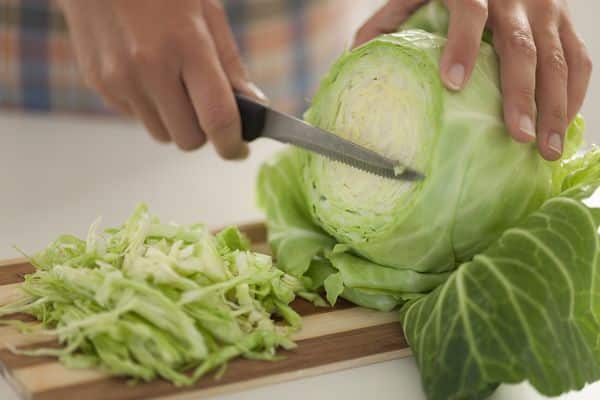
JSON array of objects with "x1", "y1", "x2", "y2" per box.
[
  {"x1": 0, "y1": 262, "x2": 34, "y2": 285},
  {"x1": 0, "y1": 258, "x2": 28, "y2": 268},
  {"x1": 0, "y1": 283, "x2": 28, "y2": 305},
  {"x1": 0, "y1": 222, "x2": 411, "y2": 400},
  {"x1": 0, "y1": 325, "x2": 51, "y2": 351},
  {"x1": 31, "y1": 323, "x2": 409, "y2": 400},
  {"x1": 154, "y1": 350, "x2": 411, "y2": 400}
]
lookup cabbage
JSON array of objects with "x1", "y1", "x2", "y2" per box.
[
  {"x1": 0, "y1": 204, "x2": 318, "y2": 385},
  {"x1": 258, "y1": 30, "x2": 585, "y2": 311},
  {"x1": 257, "y1": 2, "x2": 600, "y2": 398}
]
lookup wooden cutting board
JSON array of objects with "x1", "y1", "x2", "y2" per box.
[{"x1": 0, "y1": 223, "x2": 411, "y2": 400}]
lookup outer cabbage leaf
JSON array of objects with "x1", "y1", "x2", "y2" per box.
[
  {"x1": 401, "y1": 156, "x2": 600, "y2": 399},
  {"x1": 256, "y1": 148, "x2": 335, "y2": 278}
]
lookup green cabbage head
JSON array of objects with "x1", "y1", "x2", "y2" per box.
[
  {"x1": 257, "y1": 2, "x2": 600, "y2": 399},
  {"x1": 258, "y1": 13, "x2": 584, "y2": 309}
]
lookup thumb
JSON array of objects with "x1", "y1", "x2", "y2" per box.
[{"x1": 352, "y1": 0, "x2": 429, "y2": 48}]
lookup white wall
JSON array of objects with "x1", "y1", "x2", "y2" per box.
[{"x1": 571, "y1": 0, "x2": 599, "y2": 144}]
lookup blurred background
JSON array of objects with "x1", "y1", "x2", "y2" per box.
[
  {"x1": 1, "y1": 0, "x2": 598, "y2": 139},
  {"x1": 556, "y1": 0, "x2": 598, "y2": 144},
  {"x1": 0, "y1": 0, "x2": 378, "y2": 116}
]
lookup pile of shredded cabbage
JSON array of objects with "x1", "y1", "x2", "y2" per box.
[{"x1": 0, "y1": 204, "x2": 323, "y2": 385}]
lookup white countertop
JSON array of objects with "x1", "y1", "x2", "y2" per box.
[{"x1": 1, "y1": 113, "x2": 600, "y2": 400}]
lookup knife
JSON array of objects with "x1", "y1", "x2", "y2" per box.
[{"x1": 235, "y1": 94, "x2": 424, "y2": 181}]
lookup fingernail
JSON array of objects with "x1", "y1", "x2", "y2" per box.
[
  {"x1": 247, "y1": 82, "x2": 269, "y2": 103},
  {"x1": 519, "y1": 115, "x2": 536, "y2": 139},
  {"x1": 446, "y1": 64, "x2": 465, "y2": 90},
  {"x1": 548, "y1": 132, "x2": 562, "y2": 155}
]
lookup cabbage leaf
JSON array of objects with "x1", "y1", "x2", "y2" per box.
[{"x1": 402, "y1": 168, "x2": 600, "y2": 399}]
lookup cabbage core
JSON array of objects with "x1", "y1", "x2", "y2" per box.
[{"x1": 304, "y1": 43, "x2": 438, "y2": 243}]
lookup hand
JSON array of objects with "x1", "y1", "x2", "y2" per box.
[
  {"x1": 354, "y1": 0, "x2": 592, "y2": 161},
  {"x1": 58, "y1": 0, "x2": 268, "y2": 158}
]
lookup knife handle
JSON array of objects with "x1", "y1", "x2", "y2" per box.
[{"x1": 235, "y1": 93, "x2": 266, "y2": 142}]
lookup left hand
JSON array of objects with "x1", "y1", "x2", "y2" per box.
[{"x1": 353, "y1": 0, "x2": 592, "y2": 161}]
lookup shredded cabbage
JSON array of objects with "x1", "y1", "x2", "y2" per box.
[{"x1": 0, "y1": 204, "x2": 318, "y2": 385}]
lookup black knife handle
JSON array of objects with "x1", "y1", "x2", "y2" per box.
[{"x1": 235, "y1": 93, "x2": 266, "y2": 142}]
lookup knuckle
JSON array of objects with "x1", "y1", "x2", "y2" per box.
[
  {"x1": 129, "y1": 46, "x2": 163, "y2": 67},
  {"x1": 172, "y1": 16, "x2": 210, "y2": 47},
  {"x1": 206, "y1": 0, "x2": 226, "y2": 17},
  {"x1": 203, "y1": 102, "x2": 239, "y2": 134},
  {"x1": 101, "y1": 62, "x2": 131, "y2": 87},
  {"x1": 179, "y1": 29, "x2": 213, "y2": 57},
  {"x1": 583, "y1": 54, "x2": 593, "y2": 74},
  {"x1": 506, "y1": 30, "x2": 536, "y2": 59},
  {"x1": 221, "y1": 47, "x2": 243, "y2": 72},
  {"x1": 460, "y1": 0, "x2": 488, "y2": 18},
  {"x1": 531, "y1": 0, "x2": 552, "y2": 8},
  {"x1": 548, "y1": 106, "x2": 567, "y2": 123},
  {"x1": 543, "y1": 48, "x2": 568, "y2": 77},
  {"x1": 579, "y1": 48, "x2": 593, "y2": 74},
  {"x1": 83, "y1": 69, "x2": 102, "y2": 90},
  {"x1": 512, "y1": 86, "x2": 536, "y2": 105},
  {"x1": 533, "y1": 0, "x2": 559, "y2": 20},
  {"x1": 128, "y1": 45, "x2": 176, "y2": 78}
]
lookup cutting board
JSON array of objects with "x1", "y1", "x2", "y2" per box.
[{"x1": 0, "y1": 223, "x2": 411, "y2": 400}]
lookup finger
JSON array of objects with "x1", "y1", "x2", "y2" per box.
[
  {"x1": 83, "y1": 69, "x2": 135, "y2": 118},
  {"x1": 146, "y1": 74, "x2": 206, "y2": 151},
  {"x1": 491, "y1": 4, "x2": 537, "y2": 143},
  {"x1": 532, "y1": 22, "x2": 568, "y2": 161},
  {"x1": 96, "y1": 89, "x2": 134, "y2": 116},
  {"x1": 182, "y1": 32, "x2": 248, "y2": 160},
  {"x1": 352, "y1": 0, "x2": 428, "y2": 48},
  {"x1": 127, "y1": 92, "x2": 171, "y2": 143},
  {"x1": 560, "y1": 20, "x2": 593, "y2": 122},
  {"x1": 203, "y1": 0, "x2": 268, "y2": 103},
  {"x1": 440, "y1": 0, "x2": 488, "y2": 90}
]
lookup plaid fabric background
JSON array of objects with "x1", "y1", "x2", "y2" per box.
[{"x1": 0, "y1": 0, "x2": 379, "y2": 116}]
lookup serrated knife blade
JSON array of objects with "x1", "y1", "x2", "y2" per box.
[{"x1": 236, "y1": 94, "x2": 424, "y2": 181}]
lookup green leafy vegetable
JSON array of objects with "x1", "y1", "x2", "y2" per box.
[
  {"x1": 0, "y1": 204, "x2": 308, "y2": 385},
  {"x1": 401, "y1": 175, "x2": 600, "y2": 399},
  {"x1": 257, "y1": 26, "x2": 583, "y2": 309},
  {"x1": 256, "y1": 1, "x2": 600, "y2": 398}
]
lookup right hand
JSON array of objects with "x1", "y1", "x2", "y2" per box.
[{"x1": 58, "y1": 0, "x2": 267, "y2": 158}]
